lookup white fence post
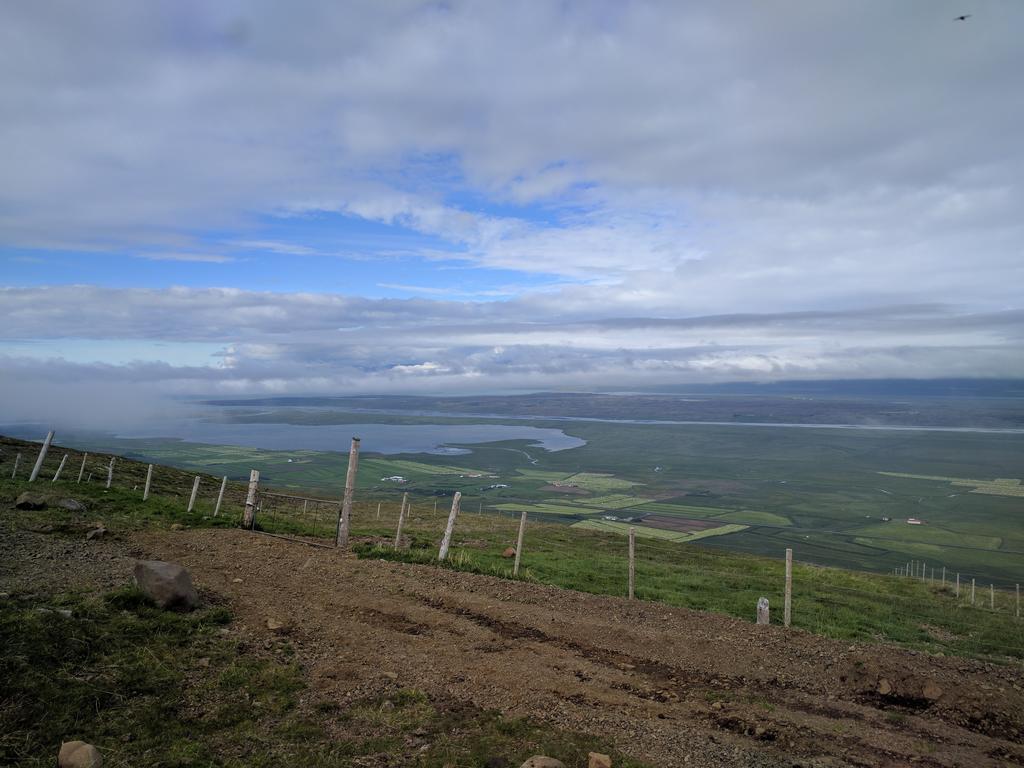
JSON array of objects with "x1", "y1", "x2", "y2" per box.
[
  {"x1": 214, "y1": 476, "x2": 228, "y2": 516},
  {"x1": 76, "y1": 453, "x2": 88, "y2": 484},
  {"x1": 757, "y1": 597, "x2": 770, "y2": 625},
  {"x1": 513, "y1": 510, "x2": 527, "y2": 577},
  {"x1": 10, "y1": 452, "x2": 20, "y2": 480},
  {"x1": 394, "y1": 492, "x2": 408, "y2": 548},
  {"x1": 336, "y1": 437, "x2": 360, "y2": 548},
  {"x1": 971, "y1": 578, "x2": 976, "y2": 605},
  {"x1": 990, "y1": 584, "x2": 995, "y2": 610},
  {"x1": 51, "y1": 454, "x2": 69, "y2": 482},
  {"x1": 105, "y1": 457, "x2": 115, "y2": 489},
  {"x1": 956, "y1": 573, "x2": 960, "y2": 598},
  {"x1": 142, "y1": 464, "x2": 153, "y2": 500},
  {"x1": 376, "y1": 502, "x2": 381, "y2": 520},
  {"x1": 628, "y1": 526, "x2": 636, "y2": 599},
  {"x1": 187, "y1": 476, "x2": 201, "y2": 513},
  {"x1": 28, "y1": 430, "x2": 55, "y2": 482},
  {"x1": 243, "y1": 469, "x2": 260, "y2": 529},
  {"x1": 784, "y1": 548, "x2": 793, "y2": 627},
  {"x1": 438, "y1": 491, "x2": 462, "y2": 561}
]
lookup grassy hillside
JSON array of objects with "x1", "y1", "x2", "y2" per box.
[{"x1": 2, "y1": 434, "x2": 1020, "y2": 664}]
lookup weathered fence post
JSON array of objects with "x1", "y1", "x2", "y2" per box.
[
  {"x1": 10, "y1": 452, "x2": 20, "y2": 480},
  {"x1": 214, "y1": 476, "x2": 228, "y2": 516},
  {"x1": 513, "y1": 510, "x2": 527, "y2": 577},
  {"x1": 990, "y1": 584, "x2": 995, "y2": 610},
  {"x1": 971, "y1": 578, "x2": 976, "y2": 605},
  {"x1": 757, "y1": 597, "x2": 770, "y2": 625},
  {"x1": 628, "y1": 526, "x2": 636, "y2": 599},
  {"x1": 941, "y1": 566, "x2": 945, "y2": 589},
  {"x1": 142, "y1": 464, "x2": 153, "y2": 500},
  {"x1": 956, "y1": 572, "x2": 960, "y2": 598},
  {"x1": 438, "y1": 491, "x2": 462, "y2": 561},
  {"x1": 376, "y1": 502, "x2": 381, "y2": 520},
  {"x1": 1017, "y1": 584, "x2": 1020, "y2": 619},
  {"x1": 336, "y1": 437, "x2": 361, "y2": 548},
  {"x1": 243, "y1": 469, "x2": 260, "y2": 529},
  {"x1": 51, "y1": 454, "x2": 69, "y2": 482},
  {"x1": 28, "y1": 430, "x2": 55, "y2": 483},
  {"x1": 187, "y1": 476, "x2": 201, "y2": 513},
  {"x1": 784, "y1": 548, "x2": 793, "y2": 627},
  {"x1": 394, "y1": 492, "x2": 408, "y2": 548},
  {"x1": 105, "y1": 457, "x2": 115, "y2": 489},
  {"x1": 76, "y1": 453, "x2": 88, "y2": 483}
]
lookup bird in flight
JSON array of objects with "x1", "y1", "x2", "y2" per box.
[{"x1": 954, "y1": 14, "x2": 971, "y2": 21}]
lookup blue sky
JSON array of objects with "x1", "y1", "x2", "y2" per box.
[{"x1": 1, "y1": 1, "x2": 1023, "y2": 425}]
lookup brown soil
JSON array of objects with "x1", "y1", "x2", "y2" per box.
[
  {"x1": 5, "y1": 522, "x2": 1024, "y2": 767},
  {"x1": 638, "y1": 515, "x2": 721, "y2": 533},
  {"x1": 142, "y1": 529, "x2": 1024, "y2": 768}
]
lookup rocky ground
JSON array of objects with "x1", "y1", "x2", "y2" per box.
[{"x1": 4, "y1": 515, "x2": 1024, "y2": 767}]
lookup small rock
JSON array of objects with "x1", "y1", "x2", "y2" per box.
[
  {"x1": 170, "y1": 523, "x2": 184, "y2": 531},
  {"x1": 520, "y1": 758, "x2": 565, "y2": 768},
  {"x1": 588, "y1": 752, "x2": 612, "y2": 768},
  {"x1": 86, "y1": 527, "x2": 107, "y2": 541},
  {"x1": 133, "y1": 561, "x2": 199, "y2": 610},
  {"x1": 382, "y1": 671, "x2": 398, "y2": 680},
  {"x1": 379, "y1": 699, "x2": 395, "y2": 711},
  {"x1": 876, "y1": 678, "x2": 892, "y2": 696},
  {"x1": 501, "y1": 546, "x2": 516, "y2": 558},
  {"x1": 58, "y1": 498, "x2": 87, "y2": 513},
  {"x1": 486, "y1": 759, "x2": 510, "y2": 768},
  {"x1": 15, "y1": 492, "x2": 46, "y2": 510},
  {"x1": 266, "y1": 617, "x2": 284, "y2": 631},
  {"x1": 232, "y1": 578, "x2": 243, "y2": 584},
  {"x1": 58, "y1": 740, "x2": 102, "y2": 768},
  {"x1": 196, "y1": 657, "x2": 211, "y2": 668},
  {"x1": 923, "y1": 681, "x2": 943, "y2": 701}
]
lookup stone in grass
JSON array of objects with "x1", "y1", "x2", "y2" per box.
[
  {"x1": 588, "y1": 753, "x2": 612, "y2": 768},
  {"x1": 133, "y1": 560, "x2": 199, "y2": 610},
  {"x1": 58, "y1": 740, "x2": 102, "y2": 768},
  {"x1": 85, "y1": 527, "x2": 107, "y2": 540},
  {"x1": 15, "y1": 492, "x2": 46, "y2": 510},
  {"x1": 58, "y1": 498, "x2": 87, "y2": 513},
  {"x1": 520, "y1": 758, "x2": 566, "y2": 768},
  {"x1": 501, "y1": 546, "x2": 516, "y2": 558}
]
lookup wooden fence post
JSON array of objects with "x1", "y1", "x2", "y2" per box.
[
  {"x1": 628, "y1": 527, "x2": 636, "y2": 599},
  {"x1": 971, "y1": 578, "x2": 976, "y2": 605},
  {"x1": 28, "y1": 430, "x2": 55, "y2": 483},
  {"x1": 376, "y1": 502, "x2": 381, "y2": 520},
  {"x1": 1017, "y1": 584, "x2": 1020, "y2": 619},
  {"x1": 757, "y1": 597, "x2": 770, "y2": 625},
  {"x1": 243, "y1": 469, "x2": 260, "y2": 529},
  {"x1": 336, "y1": 437, "x2": 360, "y2": 548},
  {"x1": 956, "y1": 573, "x2": 960, "y2": 598},
  {"x1": 990, "y1": 584, "x2": 995, "y2": 610},
  {"x1": 513, "y1": 510, "x2": 527, "y2": 577},
  {"x1": 76, "y1": 453, "x2": 88, "y2": 483},
  {"x1": 187, "y1": 476, "x2": 201, "y2": 513},
  {"x1": 941, "y1": 566, "x2": 945, "y2": 589},
  {"x1": 143, "y1": 464, "x2": 153, "y2": 501},
  {"x1": 105, "y1": 457, "x2": 115, "y2": 489},
  {"x1": 784, "y1": 548, "x2": 793, "y2": 627},
  {"x1": 214, "y1": 476, "x2": 227, "y2": 516},
  {"x1": 438, "y1": 492, "x2": 462, "y2": 561},
  {"x1": 394, "y1": 492, "x2": 408, "y2": 548},
  {"x1": 10, "y1": 452, "x2": 20, "y2": 480},
  {"x1": 51, "y1": 454, "x2": 68, "y2": 482}
]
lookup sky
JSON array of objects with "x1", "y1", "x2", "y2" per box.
[{"x1": 2, "y1": 1, "x2": 1023, "y2": 424}]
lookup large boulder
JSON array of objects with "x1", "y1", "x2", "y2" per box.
[
  {"x1": 520, "y1": 759, "x2": 565, "y2": 768},
  {"x1": 15, "y1": 492, "x2": 46, "y2": 510},
  {"x1": 58, "y1": 741, "x2": 102, "y2": 767},
  {"x1": 133, "y1": 561, "x2": 199, "y2": 610}
]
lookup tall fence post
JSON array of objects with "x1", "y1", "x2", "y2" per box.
[
  {"x1": 142, "y1": 464, "x2": 154, "y2": 501},
  {"x1": 438, "y1": 491, "x2": 462, "y2": 561},
  {"x1": 28, "y1": 430, "x2": 55, "y2": 483},
  {"x1": 11, "y1": 452, "x2": 20, "y2": 480},
  {"x1": 971, "y1": 578, "x2": 976, "y2": 605},
  {"x1": 187, "y1": 476, "x2": 201, "y2": 513},
  {"x1": 956, "y1": 573, "x2": 960, "y2": 598},
  {"x1": 941, "y1": 566, "x2": 945, "y2": 589},
  {"x1": 51, "y1": 454, "x2": 69, "y2": 482},
  {"x1": 628, "y1": 527, "x2": 636, "y2": 599},
  {"x1": 1017, "y1": 584, "x2": 1020, "y2": 619},
  {"x1": 990, "y1": 584, "x2": 995, "y2": 610},
  {"x1": 214, "y1": 476, "x2": 227, "y2": 516},
  {"x1": 105, "y1": 457, "x2": 115, "y2": 489},
  {"x1": 76, "y1": 453, "x2": 88, "y2": 483},
  {"x1": 513, "y1": 510, "x2": 527, "y2": 577},
  {"x1": 376, "y1": 502, "x2": 381, "y2": 520},
  {"x1": 394, "y1": 492, "x2": 408, "y2": 548},
  {"x1": 336, "y1": 437, "x2": 360, "y2": 548},
  {"x1": 784, "y1": 548, "x2": 793, "y2": 627},
  {"x1": 243, "y1": 469, "x2": 260, "y2": 529}
]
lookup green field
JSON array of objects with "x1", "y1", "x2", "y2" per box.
[{"x1": 9, "y1": 411, "x2": 1024, "y2": 588}]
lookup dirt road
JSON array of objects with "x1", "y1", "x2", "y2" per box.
[{"x1": 135, "y1": 529, "x2": 1024, "y2": 768}]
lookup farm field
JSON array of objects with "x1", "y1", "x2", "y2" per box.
[{"x1": 5, "y1": 399, "x2": 1024, "y2": 587}]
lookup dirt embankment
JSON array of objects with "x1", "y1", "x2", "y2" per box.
[{"x1": 130, "y1": 529, "x2": 1024, "y2": 768}]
